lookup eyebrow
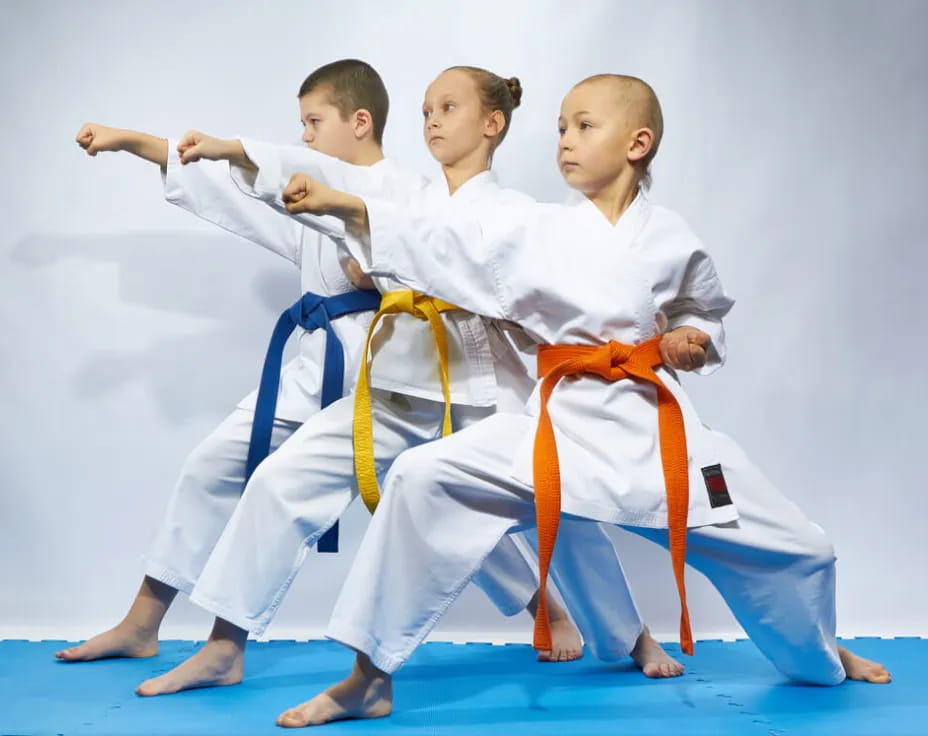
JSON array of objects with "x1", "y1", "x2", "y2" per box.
[{"x1": 557, "y1": 110, "x2": 592, "y2": 122}]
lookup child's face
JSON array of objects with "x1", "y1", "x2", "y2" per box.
[
  {"x1": 421, "y1": 69, "x2": 495, "y2": 166},
  {"x1": 556, "y1": 81, "x2": 632, "y2": 195},
  {"x1": 299, "y1": 88, "x2": 362, "y2": 162}
]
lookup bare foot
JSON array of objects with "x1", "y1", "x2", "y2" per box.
[
  {"x1": 630, "y1": 627, "x2": 685, "y2": 678},
  {"x1": 136, "y1": 638, "x2": 244, "y2": 696},
  {"x1": 529, "y1": 589, "x2": 583, "y2": 663},
  {"x1": 277, "y1": 653, "x2": 392, "y2": 728},
  {"x1": 838, "y1": 646, "x2": 891, "y2": 684},
  {"x1": 55, "y1": 623, "x2": 158, "y2": 662},
  {"x1": 537, "y1": 615, "x2": 584, "y2": 663}
]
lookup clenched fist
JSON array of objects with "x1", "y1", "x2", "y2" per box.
[
  {"x1": 659, "y1": 326, "x2": 712, "y2": 371},
  {"x1": 75, "y1": 123, "x2": 125, "y2": 156},
  {"x1": 282, "y1": 173, "x2": 340, "y2": 216},
  {"x1": 177, "y1": 130, "x2": 231, "y2": 164},
  {"x1": 345, "y1": 258, "x2": 375, "y2": 290}
]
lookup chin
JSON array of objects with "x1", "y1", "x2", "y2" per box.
[{"x1": 561, "y1": 171, "x2": 592, "y2": 191}]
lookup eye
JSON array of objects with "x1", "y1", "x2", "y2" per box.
[
  {"x1": 557, "y1": 126, "x2": 566, "y2": 136},
  {"x1": 422, "y1": 109, "x2": 432, "y2": 119},
  {"x1": 443, "y1": 103, "x2": 456, "y2": 112},
  {"x1": 580, "y1": 121, "x2": 593, "y2": 130}
]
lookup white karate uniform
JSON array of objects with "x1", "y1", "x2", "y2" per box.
[
  {"x1": 146, "y1": 145, "x2": 532, "y2": 621},
  {"x1": 324, "y1": 190, "x2": 845, "y2": 685},
  {"x1": 218, "y1": 145, "x2": 734, "y2": 656},
  {"x1": 230, "y1": 140, "x2": 522, "y2": 411},
  {"x1": 144, "y1": 142, "x2": 370, "y2": 593},
  {"x1": 182, "y1": 146, "x2": 545, "y2": 636}
]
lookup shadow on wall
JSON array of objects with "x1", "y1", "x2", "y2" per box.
[{"x1": 8, "y1": 230, "x2": 300, "y2": 423}]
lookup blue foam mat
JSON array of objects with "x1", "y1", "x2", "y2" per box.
[{"x1": 0, "y1": 637, "x2": 922, "y2": 735}]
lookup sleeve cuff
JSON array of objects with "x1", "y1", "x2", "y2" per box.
[
  {"x1": 356, "y1": 197, "x2": 403, "y2": 273},
  {"x1": 666, "y1": 313, "x2": 726, "y2": 375},
  {"x1": 230, "y1": 136, "x2": 284, "y2": 202},
  {"x1": 162, "y1": 138, "x2": 185, "y2": 203}
]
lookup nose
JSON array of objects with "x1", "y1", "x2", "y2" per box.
[{"x1": 302, "y1": 126, "x2": 313, "y2": 144}]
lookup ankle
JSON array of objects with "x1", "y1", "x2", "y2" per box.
[
  {"x1": 546, "y1": 599, "x2": 569, "y2": 623},
  {"x1": 354, "y1": 653, "x2": 388, "y2": 682},
  {"x1": 117, "y1": 618, "x2": 159, "y2": 640}
]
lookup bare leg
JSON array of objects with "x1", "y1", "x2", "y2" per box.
[
  {"x1": 135, "y1": 617, "x2": 246, "y2": 696},
  {"x1": 630, "y1": 626, "x2": 685, "y2": 678},
  {"x1": 838, "y1": 646, "x2": 891, "y2": 684},
  {"x1": 55, "y1": 576, "x2": 175, "y2": 661},
  {"x1": 526, "y1": 588, "x2": 583, "y2": 662},
  {"x1": 277, "y1": 652, "x2": 392, "y2": 728}
]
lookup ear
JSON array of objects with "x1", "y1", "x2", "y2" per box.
[
  {"x1": 353, "y1": 108, "x2": 374, "y2": 140},
  {"x1": 627, "y1": 127, "x2": 655, "y2": 164},
  {"x1": 484, "y1": 109, "x2": 506, "y2": 139}
]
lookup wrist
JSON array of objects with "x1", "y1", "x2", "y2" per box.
[
  {"x1": 225, "y1": 139, "x2": 256, "y2": 170},
  {"x1": 327, "y1": 192, "x2": 360, "y2": 218},
  {"x1": 333, "y1": 194, "x2": 369, "y2": 239},
  {"x1": 119, "y1": 128, "x2": 141, "y2": 152}
]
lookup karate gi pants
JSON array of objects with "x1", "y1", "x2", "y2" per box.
[{"x1": 326, "y1": 413, "x2": 846, "y2": 685}]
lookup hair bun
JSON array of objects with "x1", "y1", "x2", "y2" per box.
[{"x1": 505, "y1": 77, "x2": 523, "y2": 109}]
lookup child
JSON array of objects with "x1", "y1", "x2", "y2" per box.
[
  {"x1": 59, "y1": 60, "x2": 557, "y2": 696},
  {"x1": 149, "y1": 66, "x2": 707, "y2": 693},
  {"x1": 273, "y1": 73, "x2": 891, "y2": 727}
]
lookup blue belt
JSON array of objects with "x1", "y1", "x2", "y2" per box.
[{"x1": 245, "y1": 289, "x2": 381, "y2": 552}]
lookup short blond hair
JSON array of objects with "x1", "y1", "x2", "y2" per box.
[{"x1": 577, "y1": 74, "x2": 663, "y2": 188}]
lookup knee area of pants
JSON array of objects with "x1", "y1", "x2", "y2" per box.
[
  {"x1": 242, "y1": 455, "x2": 296, "y2": 502},
  {"x1": 177, "y1": 443, "x2": 230, "y2": 491},
  {"x1": 799, "y1": 530, "x2": 837, "y2": 570},
  {"x1": 387, "y1": 447, "x2": 430, "y2": 486},
  {"x1": 387, "y1": 445, "x2": 448, "y2": 496}
]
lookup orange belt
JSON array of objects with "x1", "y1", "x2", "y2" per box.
[{"x1": 532, "y1": 335, "x2": 694, "y2": 656}]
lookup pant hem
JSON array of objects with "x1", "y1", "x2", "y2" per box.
[
  {"x1": 326, "y1": 619, "x2": 406, "y2": 675},
  {"x1": 187, "y1": 589, "x2": 270, "y2": 636},
  {"x1": 142, "y1": 558, "x2": 196, "y2": 597}
]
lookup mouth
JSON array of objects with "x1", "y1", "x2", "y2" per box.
[
  {"x1": 560, "y1": 161, "x2": 579, "y2": 171},
  {"x1": 429, "y1": 136, "x2": 444, "y2": 144}
]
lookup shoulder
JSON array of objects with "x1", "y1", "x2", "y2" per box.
[
  {"x1": 643, "y1": 203, "x2": 707, "y2": 255},
  {"x1": 381, "y1": 158, "x2": 429, "y2": 192},
  {"x1": 496, "y1": 185, "x2": 536, "y2": 207}
]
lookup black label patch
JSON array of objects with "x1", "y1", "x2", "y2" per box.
[{"x1": 701, "y1": 464, "x2": 733, "y2": 508}]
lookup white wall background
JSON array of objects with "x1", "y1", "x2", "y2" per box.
[{"x1": 1, "y1": 0, "x2": 926, "y2": 644}]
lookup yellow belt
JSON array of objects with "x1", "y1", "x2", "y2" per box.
[{"x1": 353, "y1": 289, "x2": 460, "y2": 513}]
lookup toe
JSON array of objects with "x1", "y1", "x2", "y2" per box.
[
  {"x1": 136, "y1": 678, "x2": 162, "y2": 697},
  {"x1": 277, "y1": 709, "x2": 306, "y2": 728}
]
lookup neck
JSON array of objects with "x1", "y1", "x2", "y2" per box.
[
  {"x1": 587, "y1": 168, "x2": 640, "y2": 225},
  {"x1": 347, "y1": 140, "x2": 385, "y2": 167},
  {"x1": 441, "y1": 146, "x2": 490, "y2": 195}
]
